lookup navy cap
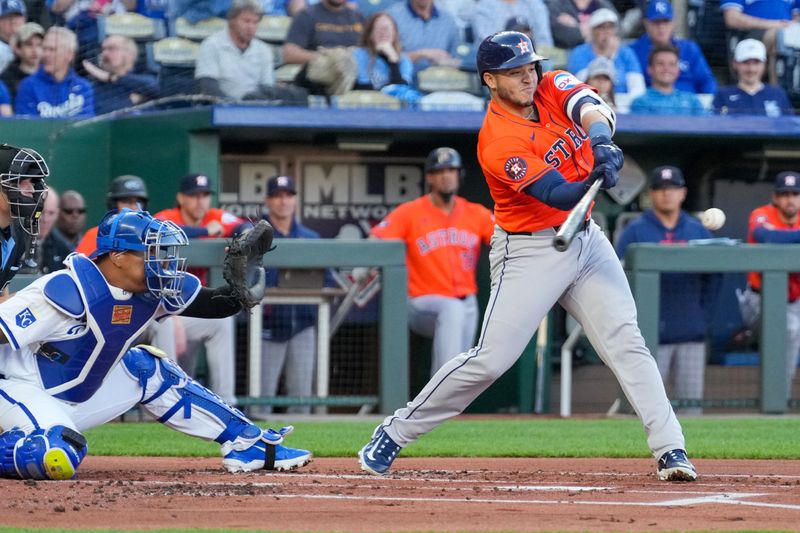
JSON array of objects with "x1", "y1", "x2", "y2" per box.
[
  {"x1": 650, "y1": 165, "x2": 685, "y2": 188},
  {"x1": 179, "y1": 173, "x2": 213, "y2": 194},
  {"x1": 0, "y1": 0, "x2": 26, "y2": 17},
  {"x1": 774, "y1": 171, "x2": 800, "y2": 193},
  {"x1": 267, "y1": 175, "x2": 297, "y2": 197},
  {"x1": 646, "y1": 0, "x2": 673, "y2": 21}
]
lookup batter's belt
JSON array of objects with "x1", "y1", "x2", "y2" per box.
[{"x1": 503, "y1": 219, "x2": 590, "y2": 236}]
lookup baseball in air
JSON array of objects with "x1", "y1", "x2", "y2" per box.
[{"x1": 701, "y1": 208, "x2": 726, "y2": 231}]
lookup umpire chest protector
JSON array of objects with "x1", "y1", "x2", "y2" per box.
[{"x1": 35, "y1": 255, "x2": 190, "y2": 403}]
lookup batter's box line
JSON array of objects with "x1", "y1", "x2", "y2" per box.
[{"x1": 242, "y1": 492, "x2": 800, "y2": 509}]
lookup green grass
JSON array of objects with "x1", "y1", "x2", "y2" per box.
[{"x1": 82, "y1": 416, "x2": 800, "y2": 459}]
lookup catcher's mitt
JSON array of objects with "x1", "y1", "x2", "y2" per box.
[{"x1": 222, "y1": 220, "x2": 274, "y2": 309}]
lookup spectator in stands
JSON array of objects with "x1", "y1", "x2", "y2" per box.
[
  {"x1": 256, "y1": 175, "x2": 329, "y2": 417},
  {"x1": 195, "y1": 0, "x2": 279, "y2": 101},
  {"x1": 154, "y1": 173, "x2": 246, "y2": 405},
  {"x1": 436, "y1": 0, "x2": 475, "y2": 43},
  {"x1": 0, "y1": 0, "x2": 25, "y2": 73},
  {"x1": 739, "y1": 171, "x2": 800, "y2": 400},
  {"x1": 630, "y1": 44, "x2": 706, "y2": 115},
  {"x1": 172, "y1": 0, "x2": 230, "y2": 23},
  {"x1": 24, "y1": 0, "x2": 50, "y2": 27},
  {"x1": 131, "y1": 0, "x2": 168, "y2": 20},
  {"x1": 370, "y1": 147, "x2": 494, "y2": 376},
  {"x1": 567, "y1": 8, "x2": 645, "y2": 97},
  {"x1": 47, "y1": 0, "x2": 124, "y2": 66},
  {"x1": 386, "y1": 0, "x2": 461, "y2": 73},
  {"x1": 55, "y1": 189, "x2": 85, "y2": 248},
  {"x1": 1, "y1": 21, "x2": 43, "y2": 99},
  {"x1": 585, "y1": 55, "x2": 616, "y2": 108},
  {"x1": 283, "y1": 0, "x2": 364, "y2": 94},
  {"x1": 82, "y1": 34, "x2": 158, "y2": 114},
  {"x1": 546, "y1": 0, "x2": 616, "y2": 50},
  {"x1": 470, "y1": 0, "x2": 552, "y2": 48},
  {"x1": 0, "y1": 79, "x2": 11, "y2": 114},
  {"x1": 353, "y1": 12, "x2": 414, "y2": 91},
  {"x1": 721, "y1": 0, "x2": 798, "y2": 84},
  {"x1": 713, "y1": 38, "x2": 793, "y2": 116},
  {"x1": 15, "y1": 26, "x2": 94, "y2": 117},
  {"x1": 630, "y1": 0, "x2": 716, "y2": 94},
  {"x1": 615, "y1": 166, "x2": 718, "y2": 415}
]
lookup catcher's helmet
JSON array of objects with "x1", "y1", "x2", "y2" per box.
[
  {"x1": 91, "y1": 208, "x2": 189, "y2": 308},
  {"x1": 107, "y1": 174, "x2": 149, "y2": 210},
  {"x1": 0, "y1": 143, "x2": 49, "y2": 236},
  {"x1": 424, "y1": 147, "x2": 463, "y2": 174},
  {"x1": 476, "y1": 31, "x2": 547, "y2": 85}
]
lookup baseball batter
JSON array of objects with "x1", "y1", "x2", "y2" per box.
[
  {"x1": 0, "y1": 209, "x2": 311, "y2": 480},
  {"x1": 371, "y1": 147, "x2": 494, "y2": 374},
  {"x1": 359, "y1": 31, "x2": 696, "y2": 482}
]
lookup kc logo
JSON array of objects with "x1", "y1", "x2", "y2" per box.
[{"x1": 15, "y1": 308, "x2": 36, "y2": 329}]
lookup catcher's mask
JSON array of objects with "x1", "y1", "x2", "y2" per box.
[
  {"x1": 0, "y1": 144, "x2": 50, "y2": 236},
  {"x1": 91, "y1": 208, "x2": 189, "y2": 307}
]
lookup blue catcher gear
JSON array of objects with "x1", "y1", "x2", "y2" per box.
[
  {"x1": 90, "y1": 208, "x2": 189, "y2": 308},
  {"x1": 121, "y1": 346, "x2": 312, "y2": 473},
  {"x1": 476, "y1": 31, "x2": 547, "y2": 85},
  {"x1": 0, "y1": 143, "x2": 49, "y2": 236},
  {"x1": 0, "y1": 426, "x2": 87, "y2": 480}
]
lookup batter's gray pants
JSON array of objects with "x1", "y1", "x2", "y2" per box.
[
  {"x1": 380, "y1": 222, "x2": 686, "y2": 460},
  {"x1": 408, "y1": 294, "x2": 479, "y2": 375},
  {"x1": 179, "y1": 316, "x2": 237, "y2": 405}
]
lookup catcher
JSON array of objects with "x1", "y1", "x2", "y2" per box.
[{"x1": 0, "y1": 209, "x2": 311, "y2": 480}]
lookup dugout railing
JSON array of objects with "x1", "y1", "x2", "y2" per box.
[
  {"x1": 624, "y1": 242, "x2": 800, "y2": 414},
  {"x1": 9, "y1": 239, "x2": 409, "y2": 414}
]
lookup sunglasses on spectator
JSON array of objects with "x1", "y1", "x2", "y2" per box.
[{"x1": 62, "y1": 208, "x2": 86, "y2": 215}]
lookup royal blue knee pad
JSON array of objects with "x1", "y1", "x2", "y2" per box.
[{"x1": 0, "y1": 425, "x2": 87, "y2": 480}]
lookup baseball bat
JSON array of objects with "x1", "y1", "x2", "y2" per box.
[{"x1": 552, "y1": 179, "x2": 601, "y2": 252}]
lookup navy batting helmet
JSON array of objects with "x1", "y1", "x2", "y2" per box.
[
  {"x1": 476, "y1": 31, "x2": 547, "y2": 85},
  {"x1": 107, "y1": 174, "x2": 149, "y2": 210},
  {"x1": 425, "y1": 147, "x2": 462, "y2": 174}
]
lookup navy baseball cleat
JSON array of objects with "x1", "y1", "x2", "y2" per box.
[
  {"x1": 223, "y1": 427, "x2": 312, "y2": 473},
  {"x1": 657, "y1": 449, "x2": 697, "y2": 481},
  {"x1": 358, "y1": 428, "x2": 401, "y2": 475}
]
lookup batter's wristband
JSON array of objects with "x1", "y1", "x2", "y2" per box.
[{"x1": 588, "y1": 121, "x2": 613, "y2": 146}]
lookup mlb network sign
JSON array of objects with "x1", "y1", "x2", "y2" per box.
[{"x1": 220, "y1": 157, "x2": 424, "y2": 238}]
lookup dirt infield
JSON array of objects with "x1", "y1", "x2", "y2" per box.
[{"x1": 1, "y1": 457, "x2": 799, "y2": 532}]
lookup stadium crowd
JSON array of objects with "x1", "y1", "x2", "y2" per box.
[{"x1": 0, "y1": 0, "x2": 793, "y2": 116}]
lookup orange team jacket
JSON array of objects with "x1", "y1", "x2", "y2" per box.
[
  {"x1": 478, "y1": 70, "x2": 598, "y2": 233},
  {"x1": 371, "y1": 195, "x2": 494, "y2": 299},
  {"x1": 75, "y1": 225, "x2": 99, "y2": 256},
  {"x1": 747, "y1": 203, "x2": 800, "y2": 301}
]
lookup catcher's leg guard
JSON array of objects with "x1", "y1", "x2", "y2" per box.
[
  {"x1": 121, "y1": 346, "x2": 311, "y2": 472},
  {"x1": 0, "y1": 426, "x2": 87, "y2": 480}
]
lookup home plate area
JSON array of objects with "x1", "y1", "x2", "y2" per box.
[{"x1": 0, "y1": 457, "x2": 798, "y2": 531}]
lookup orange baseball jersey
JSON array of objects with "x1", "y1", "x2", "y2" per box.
[
  {"x1": 747, "y1": 203, "x2": 800, "y2": 301},
  {"x1": 477, "y1": 70, "x2": 596, "y2": 233},
  {"x1": 75, "y1": 225, "x2": 99, "y2": 256},
  {"x1": 371, "y1": 196, "x2": 494, "y2": 298},
  {"x1": 153, "y1": 207, "x2": 244, "y2": 237}
]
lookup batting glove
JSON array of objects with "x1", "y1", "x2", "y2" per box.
[
  {"x1": 590, "y1": 136, "x2": 624, "y2": 171},
  {"x1": 588, "y1": 162, "x2": 619, "y2": 190}
]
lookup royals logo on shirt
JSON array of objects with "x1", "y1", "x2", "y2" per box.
[
  {"x1": 504, "y1": 157, "x2": 527, "y2": 181},
  {"x1": 15, "y1": 308, "x2": 36, "y2": 328},
  {"x1": 111, "y1": 305, "x2": 133, "y2": 325},
  {"x1": 553, "y1": 73, "x2": 579, "y2": 91}
]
